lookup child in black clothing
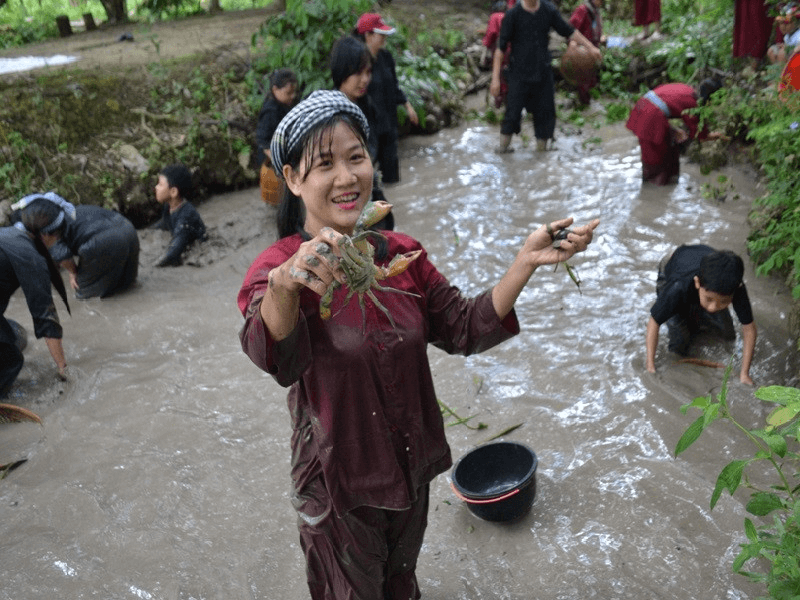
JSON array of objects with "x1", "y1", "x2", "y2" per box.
[
  {"x1": 152, "y1": 164, "x2": 207, "y2": 267},
  {"x1": 256, "y1": 69, "x2": 298, "y2": 204}
]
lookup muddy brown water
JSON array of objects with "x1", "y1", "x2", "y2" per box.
[{"x1": 2, "y1": 114, "x2": 798, "y2": 600}]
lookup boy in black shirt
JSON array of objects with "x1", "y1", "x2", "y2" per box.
[
  {"x1": 645, "y1": 245, "x2": 757, "y2": 385},
  {"x1": 152, "y1": 164, "x2": 207, "y2": 267}
]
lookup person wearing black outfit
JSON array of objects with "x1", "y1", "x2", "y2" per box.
[
  {"x1": 0, "y1": 224, "x2": 69, "y2": 395},
  {"x1": 490, "y1": 0, "x2": 601, "y2": 153},
  {"x1": 353, "y1": 13, "x2": 418, "y2": 184},
  {"x1": 153, "y1": 164, "x2": 208, "y2": 267}
]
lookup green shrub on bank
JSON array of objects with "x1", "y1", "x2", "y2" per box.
[{"x1": 677, "y1": 366, "x2": 800, "y2": 600}]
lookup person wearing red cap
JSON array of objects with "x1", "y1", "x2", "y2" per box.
[{"x1": 353, "y1": 13, "x2": 419, "y2": 184}]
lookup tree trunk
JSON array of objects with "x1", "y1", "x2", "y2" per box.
[
  {"x1": 55, "y1": 15, "x2": 72, "y2": 37},
  {"x1": 99, "y1": 0, "x2": 128, "y2": 23},
  {"x1": 208, "y1": 0, "x2": 222, "y2": 12}
]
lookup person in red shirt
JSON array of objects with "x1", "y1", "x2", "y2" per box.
[
  {"x1": 482, "y1": 1, "x2": 511, "y2": 107},
  {"x1": 733, "y1": 0, "x2": 776, "y2": 68},
  {"x1": 238, "y1": 90, "x2": 599, "y2": 600},
  {"x1": 568, "y1": 0, "x2": 605, "y2": 105},
  {"x1": 634, "y1": 0, "x2": 661, "y2": 40},
  {"x1": 625, "y1": 80, "x2": 724, "y2": 185}
]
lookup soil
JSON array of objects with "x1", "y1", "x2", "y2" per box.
[{"x1": 0, "y1": 7, "x2": 279, "y2": 74}]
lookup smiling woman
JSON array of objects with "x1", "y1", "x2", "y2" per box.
[{"x1": 236, "y1": 89, "x2": 599, "y2": 600}]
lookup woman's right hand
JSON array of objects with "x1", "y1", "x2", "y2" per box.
[{"x1": 268, "y1": 227, "x2": 347, "y2": 299}]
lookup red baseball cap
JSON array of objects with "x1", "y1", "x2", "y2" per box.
[{"x1": 356, "y1": 13, "x2": 396, "y2": 35}]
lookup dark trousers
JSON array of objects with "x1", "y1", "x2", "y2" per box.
[
  {"x1": 76, "y1": 223, "x2": 140, "y2": 299},
  {"x1": 376, "y1": 130, "x2": 401, "y2": 184},
  {"x1": 294, "y1": 474, "x2": 428, "y2": 600},
  {"x1": 0, "y1": 318, "x2": 25, "y2": 397},
  {"x1": 501, "y1": 71, "x2": 556, "y2": 140}
]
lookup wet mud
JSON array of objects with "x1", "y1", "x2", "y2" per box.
[{"x1": 1, "y1": 114, "x2": 798, "y2": 599}]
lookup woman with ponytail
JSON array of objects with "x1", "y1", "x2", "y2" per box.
[{"x1": 0, "y1": 217, "x2": 70, "y2": 396}]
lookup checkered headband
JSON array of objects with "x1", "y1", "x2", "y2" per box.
[{"x1": 270, "y1": 90, "x2": 370, "y2": 177}]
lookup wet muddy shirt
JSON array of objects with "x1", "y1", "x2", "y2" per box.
[
  {"x1": 0, "y1": 227, "x2": 61, "y2": 341},
  {"x1": 153, "y1": 201, "x2": 207, "y2": 267},
  {"x1": 650, "y1": 244, "x2": 754, "y2": 327},
  {"x1": 238, "y1": 231, "x2": 519, "y2": 516},
  {"x1": 498, "y1": 0, "x2": 575, "y2": 82},
  {"x1": 48, "y1": 205, "x2": 133, "y2": 263}
]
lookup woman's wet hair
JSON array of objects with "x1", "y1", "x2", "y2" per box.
[
  {"x1": 160, "y1": 164, "x2": 193, "y2": 200},
  {"x1": 275, "y1": 112, "x2": 387, "y2": 258},
  {"x1": 330, "y1": 37, "x2": 373, "y2": 90},
  {"x1": 20, "y1": 197, "x2": 66, "y2": 237},
  {"x1": 698, "y1": 250, "x2": 744, "y2": 296},
  {"x1": 698, "y1": 78, "x2": 722, "y2": 105},
  {"x1": 269, "y1": 68, "x2": 298, "y2": 95}
]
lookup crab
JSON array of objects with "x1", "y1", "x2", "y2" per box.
[{"x1": 319, "y1": 201, "x2": 422, "y2": 335}]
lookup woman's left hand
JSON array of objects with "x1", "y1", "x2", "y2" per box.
[
  {"x1": 69, "y1": 273, "x2": 79, "y2": 291},
  {"x1": 520, "y1": 217, "x2": 600, "y2": 269}
]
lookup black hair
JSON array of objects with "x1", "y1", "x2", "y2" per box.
[
  {"x1": 330, "y1": 37, "x2": 373, "y2": 90},
  {"x1": 697, "y1": 78, "x2": 722, "y2": 105},
  {"x1": 17, "y1": 197, "x2": 71, "y2": 314},
  {"x1": 275, "y1": 113, "x2": 387, "y2": 259},
  {"x1": 698, "y1": 250, "x2": 744, "y2": 295},
  {"x1": 268, "y1": 68, "x2": 298, "y2": 97},
  {"x1": 159, "y1": 164, "x2": 193, "y2": 200},
  {"x1": 20, "y1": 197, "x2": 66, "y2": 237}
]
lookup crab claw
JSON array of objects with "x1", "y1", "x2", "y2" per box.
[
  {"x1": 376, "y1": 249, "x2": 423, "y2": 280},
  {"x1": 356, "y1": 201, "x2": 393, "y2": 231}
]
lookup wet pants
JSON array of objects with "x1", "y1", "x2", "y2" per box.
[
  {"x1": 294, "y1": 475, "x2": 428, "y2": 600},
  {"x1": 640, "y1": 138, "x2": 680, "y2": 185},
  {"x1": 376, "y1": 130, "x2": 401, "y2": 185},
  {"x1": 500, "y1": 70, "x2": 556, "y2": 140}
]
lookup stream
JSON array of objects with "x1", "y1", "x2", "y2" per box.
[{"x1": 1, "y1": 112, "x2": 798, "y2": 600}]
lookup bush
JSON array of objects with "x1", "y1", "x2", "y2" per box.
[{"x1": 676, "y1": 367, "x2": 800, "y2": 600}]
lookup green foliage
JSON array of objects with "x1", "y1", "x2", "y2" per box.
[
  {"x1": 676, "y1": 367, "x2": 800, "y2": 599},
  {"x1": 250, "y1": 0, "x2": 372, "y2": 97}
]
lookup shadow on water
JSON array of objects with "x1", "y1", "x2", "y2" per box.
[{"x1": 1, "y1": 117, "x2": 797, "y2": 599}]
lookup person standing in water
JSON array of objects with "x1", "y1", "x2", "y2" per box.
[
  {"x1": 238, "y1": 90, "x2": 599, "y2": 600},
  {"x1": 490, "y1": 0, "x2": 601, "y2": 153},
  {"x1": 353, "y1": 12, "x2": 418, "y2": 184}
]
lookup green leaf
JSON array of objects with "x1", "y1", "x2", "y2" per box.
[
  {"x1": 751, "y1": 429, "x2": 788, "y2": 457},
  {"x1": 767, "y1": 405, "x2": 800, "y2": 430},
  {"x1": 675, "y1": 416, "x2": 706, "y2": 456},
  {"x1": 756, "y1": 385, "x2": 800, "y2": 406},
  {"x1": 743, "y1": 517, "x2": 758, "y2": 542},
  {"x1": 711, "y1": 460, "x2": 747, "y2": 509},
  {"x1": 746, "y1": 492, "x2": 785, "y2": 517}
]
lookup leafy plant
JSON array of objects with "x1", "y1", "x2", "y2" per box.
[
  {"x1": 676, "y1": 366, "x2": 800, "y2": 599},
  {"x1": 250, "y1": 0, "x2": 372, "y2": 96}
]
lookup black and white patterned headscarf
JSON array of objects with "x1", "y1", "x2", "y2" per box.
[{"x1": 270, "y1": 90, "x2": 370, "y2": 177}]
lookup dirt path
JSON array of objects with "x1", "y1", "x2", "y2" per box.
[{"x1": 0, "y1": 7, "x2": 276, "y2": 74}]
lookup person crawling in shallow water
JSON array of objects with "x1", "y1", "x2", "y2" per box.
[
  {"x1": 15, "y1": 191, "x2": 139, "y2": 300},
  {"x1": 152, "y1": 164, "x2": 208, "y2": 267}
]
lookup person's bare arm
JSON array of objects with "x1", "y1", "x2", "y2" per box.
[
  {"x1": 739, "y1": 321, "x2": 757, "y2": 385},
  {"x1": 44, "y1": 337, "x2": 67, "y2": 380},
  {"x1": 491, "y1": 218, "x2": 600, "y2": 319},
  {"x1": 645, "y1": 316, "x2": 660, "y2": 373}
]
